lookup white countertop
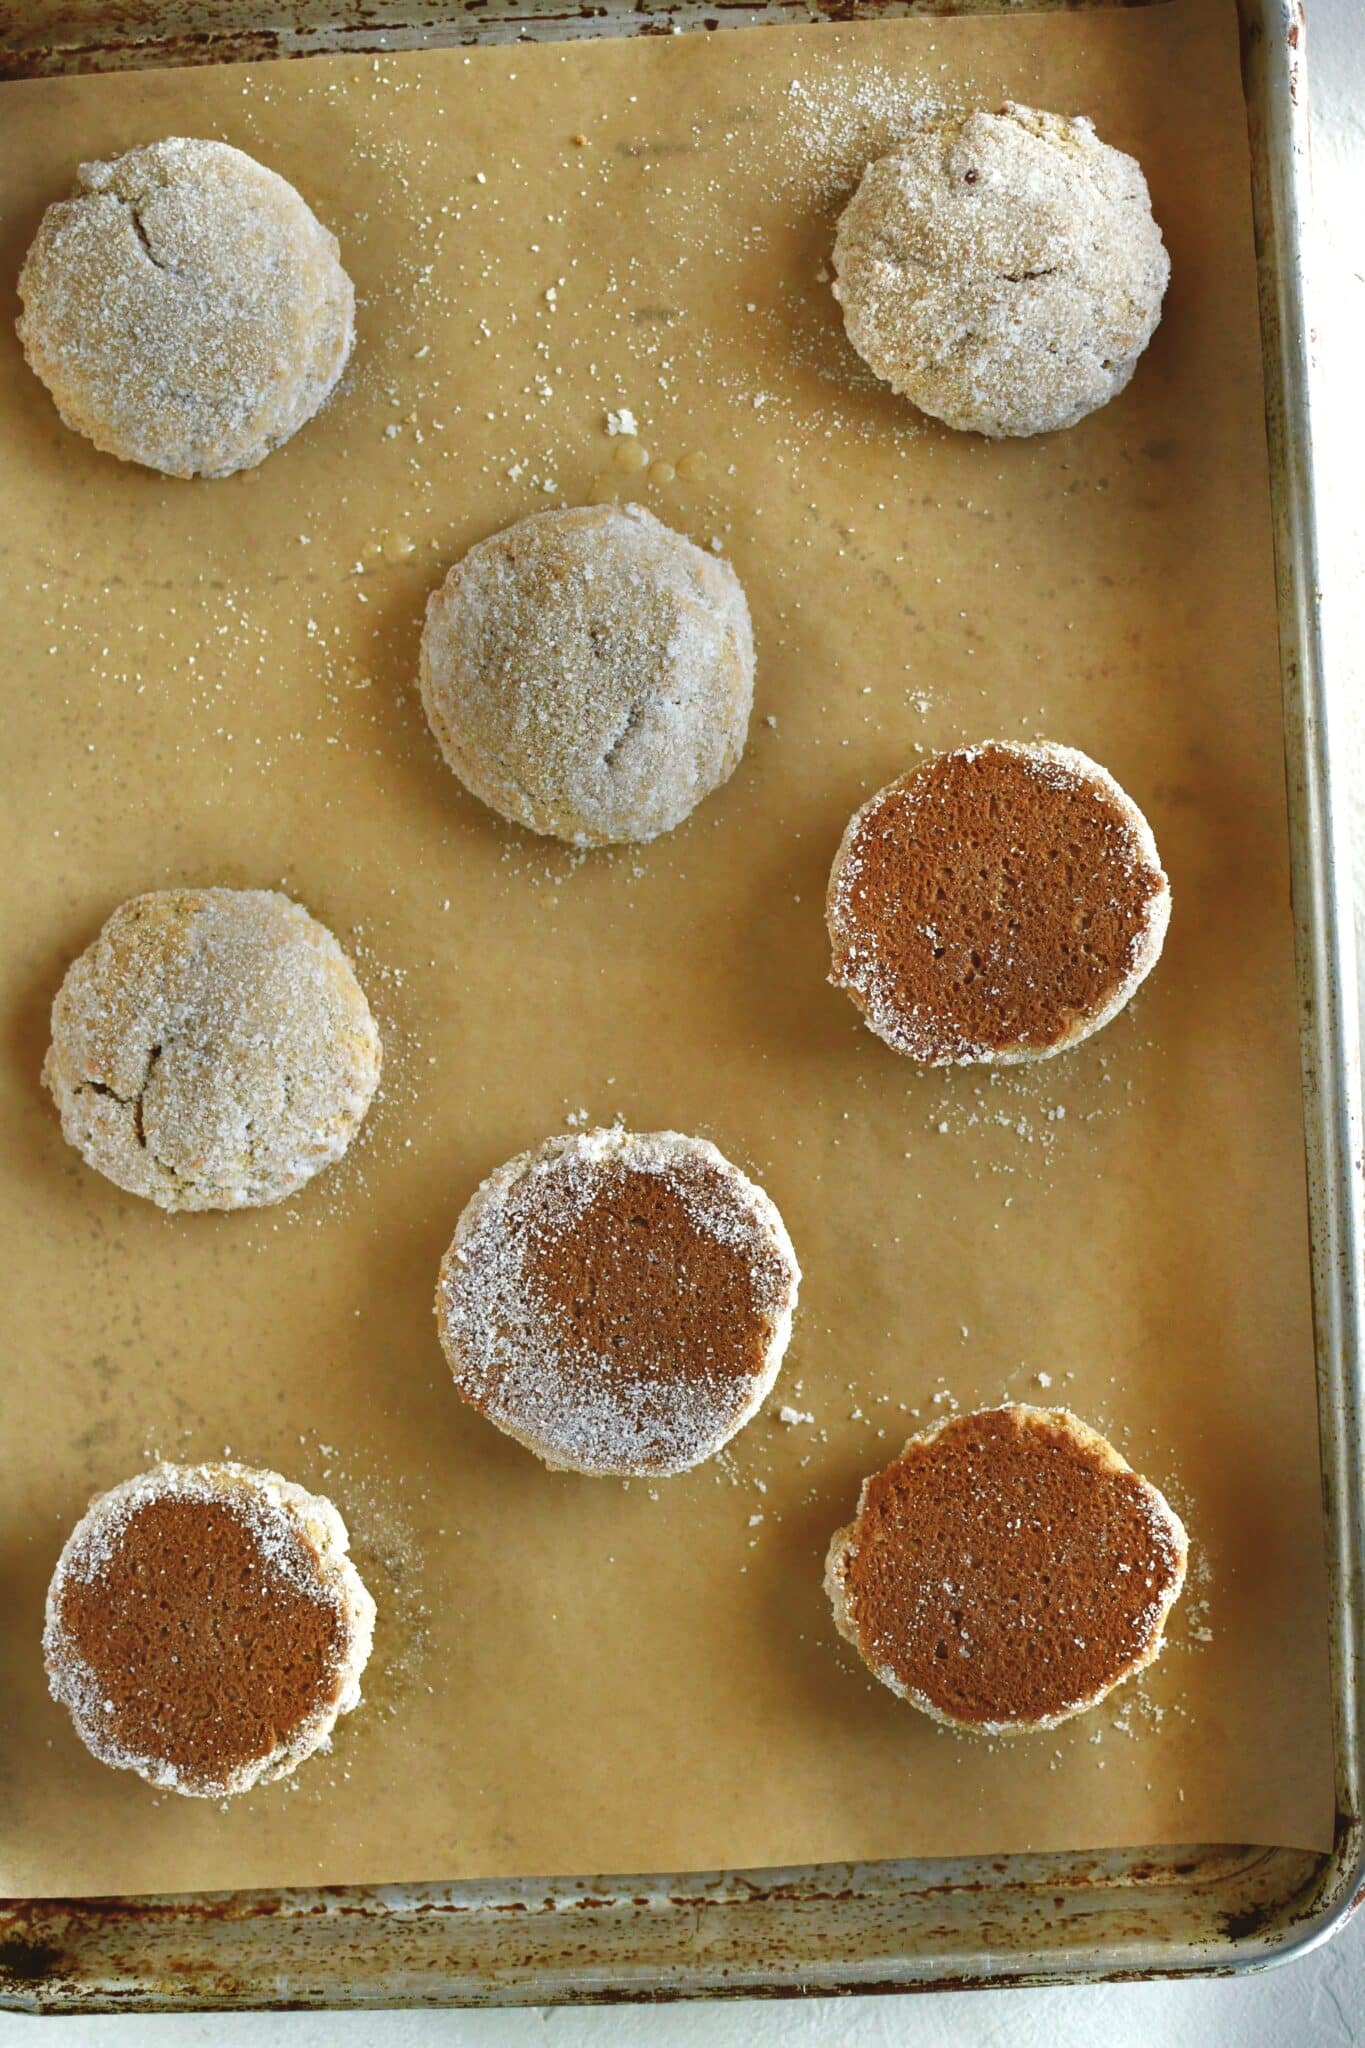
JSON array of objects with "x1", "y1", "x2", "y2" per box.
[{"x1": 6, "y1": 0, "x2": 1362, "y2": 2037}]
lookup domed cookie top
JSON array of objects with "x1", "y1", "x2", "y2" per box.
[
  {"x1": 437, "y1": 1128, "x2": 800, "y2": 1477},
  {"x1": 420, "y1": 503, "x2": 755, "y2": 847},
  {"x1": 44, "y1": 1461, "x2": 376, "y2": 1797},
  {"x1": 826, "y1": 741, "x2": 1170, "y2": 1066},
  {"x1": 44, "y1": 887, "x2": 382, "y2": 1211},
  {"x1": 825, "y1": 1406, "x2": 1187, "y2": 1733},
  {"x1": 18, "y1": 138, "x2": 354, "y2": 477},
  {"x1": 833, "y1": 104, "x2": 1169, "y2": 437}
]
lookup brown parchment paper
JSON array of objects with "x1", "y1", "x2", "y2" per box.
[{"x1": 0, "y1": 0, "x2": 1335, "y2": 1898}]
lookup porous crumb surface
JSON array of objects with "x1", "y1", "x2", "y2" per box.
[
  {"x1": 419, "y1": 502, "x2": 755, "y2": 847},
  {"x1": 44, "y1": 1461, "x2": 376, "y2": 1798},
  {"x1": 832, "y1": 103, "x2": 1169, "y2": 437},
  {"x1": 44, "y1": 887, "x2": 382, "y2": 1211},
  {"x1": 17, "y1": 137, "x2": 354, "y2": 477},
  {"x1": 826, "y1": 741, "x2": 1170, "y2": 1066},
  {"x1": 825, "y1": 1405, "x2": 1188, "y2": 1732},
  {"x1": 436, "y1": 1127, "x2": 800, "y2": 1477}
]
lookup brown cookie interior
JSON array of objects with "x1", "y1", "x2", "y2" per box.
[
  {"x1": 830, "y1": 746, "x2": 1164, "y2": 1059},
  {"x1": 526, "y1": 1165, "x2": 778, "y2": 1396},
  {"x1": 835, "y1": 1408, "x2": 1183, "y2": 1726},
  {"x1": 56, "y1": 1495, "x2": 344, "y2": 1787}
]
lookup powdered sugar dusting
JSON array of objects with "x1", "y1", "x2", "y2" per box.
[
  {"x1": 825, "y1": 1405, "x2": 1188, "y2": 1735},
  {"x1": 437, "y1": 1128, "x2": 800, "y2": 1478},
  {"x1": 420, "y1": 501, "x2": 754, "y2": 847},
  {"x1": 43, "y1": 887, "x2": 383, "y2": 1212},
  {"x1": 17, "y1": 138, "x2": 354, "y2": 478},
  {"x1": 781, "y1": 68, "x2": 947, "y2": 209},
  {"x1": 44, "y1": 1461, "x2": 376, "y2": 1799},
  {"x1": 827, "y1": 741, "x2": 1171, "y2": 1066}
]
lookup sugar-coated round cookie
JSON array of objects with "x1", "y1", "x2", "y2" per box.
[
  {"x1": 44, "y1": 1461, "x2": 376, "y2": 1797},
  {"x1": 44, "y1": 887, "x2": 381, "y2": 1211},
  {"x1": 436, "y1": 1128, "x2": 801, "y2": 1477},
  {"x1": 18, "y1": 138, "x2": 354, "y2": 477},
  {"x1": 832, "y1": 104, "x2": 1169, "y2": 437},
  {"x1": 826, "y1": 741, "x2": 1170, "y2": 1066},
  {"x1": 419, "y1": 503, "x2": 755, "y2": 847},
  {"x1": 825, "y1": 1406, "x2": 1188, "y2": 1733}
]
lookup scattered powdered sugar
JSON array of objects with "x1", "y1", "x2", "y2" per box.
[
  {"x1": 780, "y1": 68, "x2": 947, "y2": 208},
  {"x1": 831, "y1": 103, "x2": 1170, "y2": 439},
  {"x1": 280, "y1": 1432, "x2": 438, "y2": 1771},
  {"x1": 15, "y1": 49, "x2": 1210, "y2": 1832}
]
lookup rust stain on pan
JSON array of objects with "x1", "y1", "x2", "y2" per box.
[
  {"x1": 0, "y1": 0, "x2": 1169, "y2": 78},
  {"x1": 0, "y1": 1938, "x2": 69, "y2": 1987}
]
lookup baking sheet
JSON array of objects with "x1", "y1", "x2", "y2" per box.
[{"x1": 0, "y1": 0, "x2": 1335, "y2": 1898}]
